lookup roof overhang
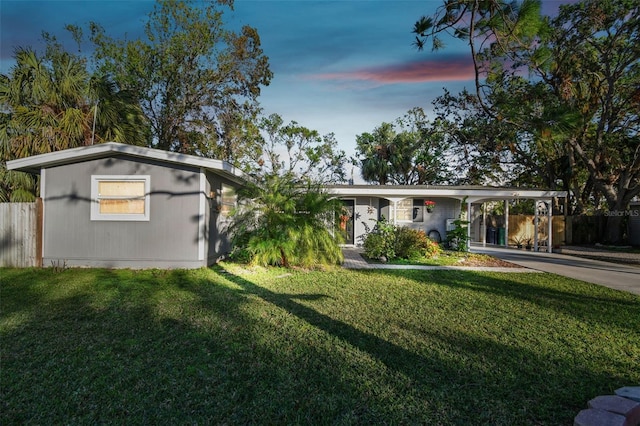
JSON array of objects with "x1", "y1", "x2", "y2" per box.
[
  {"x1": 6, "y1": 142, "x2": 248, "y2": 184},
  {"x1": 326, "y1": 185, "x2": 567, "y2": 203}
]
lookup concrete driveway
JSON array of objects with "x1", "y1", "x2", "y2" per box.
[{"x1": 472, "y1": 244, "x2": 640, "y2": 296}]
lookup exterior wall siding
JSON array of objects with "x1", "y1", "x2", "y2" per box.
[
  {"x1": 352, "y1": 197, "x2": 379, "y2": 245},
  {"x1": 351, "y1": 197, "x2": 461, "y2": 245},
  {"x1": 42, "y1": 155, "x2": 204, "y2": 268},
  {"x1": 393, "y1": 197, "x2": 461, "y2": 243},
  {"x1": 205, "y1": 171, "x2": 239, "y2": 263}
]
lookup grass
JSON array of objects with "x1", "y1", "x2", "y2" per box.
[
  {"x1": 365, "y1": 250, "x2": 515, "y2": 267},
  {"x1": 1, "y1": 265, "x2": 639, "y2": 424}
]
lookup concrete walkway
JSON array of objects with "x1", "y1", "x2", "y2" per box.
[{"x1": 471, "y1": 244, "x2": 640, "y2": 296}]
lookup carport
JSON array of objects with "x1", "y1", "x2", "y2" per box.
[{"x1": 327, "y1": 185, "x2": 567, "y2": 252}]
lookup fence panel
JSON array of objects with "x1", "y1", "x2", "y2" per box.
[
  {"x1": 506, "y1": 215, "x2": 566, "y2": 247},
  {"x1": 0, "y1": 201, "x2": 40, "y2": 267}
]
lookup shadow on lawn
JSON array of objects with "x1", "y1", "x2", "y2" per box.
[
  {"x1": 361, "y1": 269, "x2": 640, "y2": 333},
  {"x1": 2, "y1": 267, "x2": 638, "y2": 424},
  {"x1": 219, "y1": 268, "x2": 637, "y2": 424}
]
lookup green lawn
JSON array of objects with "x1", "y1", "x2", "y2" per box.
[
  {"x1": 1, "y1": 266, "x2": 639, "y2": 424},
  {"x1": 366, "y1": 250, "x2": 514, "y2": 267}
]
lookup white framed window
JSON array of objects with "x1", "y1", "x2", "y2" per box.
[
  {"x1": 219, "y1": 183, "x2": 236, "y2": 218},
  {"x1": 396, "y1": 199, "x2": 413, "y2": 222},
  {"x1": 91, "y1": 175, "x2": 150, "y2": 221}
]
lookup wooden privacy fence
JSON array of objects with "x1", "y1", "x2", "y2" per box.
[
  {"x1": 506, "y1": 215, "x2": 566, "y2": 247},
  {"x1": 0, "y1": 200, "x2": 42, "y2": 267}
]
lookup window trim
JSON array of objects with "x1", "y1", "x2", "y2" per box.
[
  {"x1": 91, "y1": 175, "x2": 150, "y2": 221},
  {"x1": 396, "y1": 198, "x2": 414, "y2": 222}
]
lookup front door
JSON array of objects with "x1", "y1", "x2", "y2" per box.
[{"x1": 340, "y1": 199, "x2": 355, "y2": 245}]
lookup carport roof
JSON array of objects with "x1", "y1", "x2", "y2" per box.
[
  {"x1": 6, "y1": 142, "x2": 247, "y2": 184},
  {"x1": 325, "y1": 184, "x2": 567, "y2": 203}
]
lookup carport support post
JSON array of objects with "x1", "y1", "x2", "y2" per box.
[
  {"x1": 534, "y1": 201, "x2": 539, "y2": 252},
  {"x1": 504, "y1": 199, "x2": 509, "y2": 248},
  {"x1": 392, "y1": 200, "x2": 397, "y2": 226},
  {"x1": 466, "y1": 200, "x2": 472, "y2": 252},
  {"x1": 547, "y1": 199, "x2": 553, "y2": 253},
  {"x1": 482, "y1": 202, "x2": 486, "y2": 247}
]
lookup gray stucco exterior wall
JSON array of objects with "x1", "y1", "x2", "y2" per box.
[
  {"x1": 42, "y1": 155, "x2": 207, "y2": 268},
  {"x1": 204, "y1": 171, "x2": 237, "y2": 264},
  {"x1": 349, "y1": 196, "x2": 462, "y2": 245},
  {"x1": 401, "y1": 198, "x2": 461, "y2": 242}
]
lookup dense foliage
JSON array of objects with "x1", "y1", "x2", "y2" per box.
[
  {"x1": 89, "y1": 0, "x2": 272, "y2": 165},
  {"x1": 229, "y1": 173, "x2": 344, "y2": 268},
  {"x1": 414, "y1": 0, "x2": 640, "y2": 243},
  {"x1": 362, "y1": 219, "x2": 442, "y2": 261},
  {"x1": 0, "y1": 42, "x2": 148, "y2": 201},
  {"x1": 354, "y1": 107, "x2": 452, "y2": 185}
]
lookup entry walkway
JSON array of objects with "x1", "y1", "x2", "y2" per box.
[{"x1": 471, "y1": 244, "x2": 640, "y2": 296}]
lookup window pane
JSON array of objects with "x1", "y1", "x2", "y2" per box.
[
  {"x1": 220, "y1": 184, "x2": 236, "y2": 216},
  {"x1": 99, "y1": 199, "x2": 145, "y2": 214},
  {"x1": 396, "y1": 199, "x2": 412, "y2": 221},
  {"x1": 413, "y1": 199, "x2": 424, "y2": 222},
  {"x1": 98, "y1": 181, "x2": 146, "y2": 197}
]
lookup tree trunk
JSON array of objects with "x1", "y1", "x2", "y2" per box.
[
  {"x1": 604, "y1": 214, "x2": 625, "y2": 245},
  {"x1": 280, "y1": 247, "x2": 290, "y2": 268}
]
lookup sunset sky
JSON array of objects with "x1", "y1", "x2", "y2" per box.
[{"x1": 1, "y1": 0, "x2": 572, "y2": 165}]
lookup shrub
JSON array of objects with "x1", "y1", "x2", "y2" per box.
[
  {"x1": 424, "y1": 237, "x2": 442, "y2": 258},
  {"x1": 229, "y1": 173, "x2": 344, "y2": 268},
  {"x1": 446, "y1": 219, "x2": 470, "y2": 252},
  {"x1": 395, "y1": 227, "x2": 442, "y2": 260},
  {"x1": 363, "y1": 222, "x2": 442, "y2": 261},
  {"x1": 362, "y1": 219, "x2": 396, "y2": 260}
]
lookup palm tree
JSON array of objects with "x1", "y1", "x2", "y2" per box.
[
  {"x1": 357, "y1": 123, "x2": 396, "y2": 185},
  {"x1": 229, "y1": 173, "x2": 344, "y2": 268},
  {"x1": 0, "y1": 47, "x2": 149, "y2": 201}
]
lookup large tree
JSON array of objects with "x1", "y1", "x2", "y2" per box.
[
  {"x1": 257, "y1": 113, "x2": 347, "y2": 184},
  {"x1": 227, "y1": 113, "x2": 347, "y2": 267},
  {"x1": 355, "y1": 107, "x2": 453, "y2": 185},
  {"x1": 89, "y1": 0, "x2": 272, "y2": 166},
  {"x1": 0, "y1": 43, "x2": 148, "y2": 201},
  {"x1": 414, "y1": 0, "x2": 640, "y2": 243}
]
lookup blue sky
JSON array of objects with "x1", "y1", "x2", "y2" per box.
[{"x1": 1, "y1": 0, "x2": 572, "y2": 161}]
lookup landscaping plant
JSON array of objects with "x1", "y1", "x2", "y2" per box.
[
  {"x1": 394, "y1": 226, "x2": 441, "y2": 260},
  {"x1": 229, "y1": 173, "x2": 344, "y2": 268},
  {"x1": 362, "y1": 218, "x2": 396, "y2": 260},
  {"x1": 363, "y1": 219, "x2": 442, "y2": 261},
  {"x1": 445, "y1": 219, "x2": 470, "y2": 251}
]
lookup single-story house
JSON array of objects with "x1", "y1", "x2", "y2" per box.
[
  {"x1": 7, "y1": 142, "x2": 245, "y2": 268},
  {"x1": 326, "y1": 185, "x2": 567, "y2": 251},
  {"x1": 7, "y1": 142, "x2": 567, "y2": 268}
]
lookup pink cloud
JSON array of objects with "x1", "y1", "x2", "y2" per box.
[{"x1": 308, "y1": 58, "x2": 476, "y2": 85}]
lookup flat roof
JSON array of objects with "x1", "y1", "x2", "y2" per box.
[
  {"x1": 326, "y1": 184, "x2": 567, "y2": 202},
  {"x1": 6, "y1": 142, "x2": 247, "y2": 184}
]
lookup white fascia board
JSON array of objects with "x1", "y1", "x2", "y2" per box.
[
  {"x1": 326, "y1": 186, "x2": 567, "y2": 200},
  {"x1": 7, "y1": 142, "x2": 247, "y2": 184}
]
